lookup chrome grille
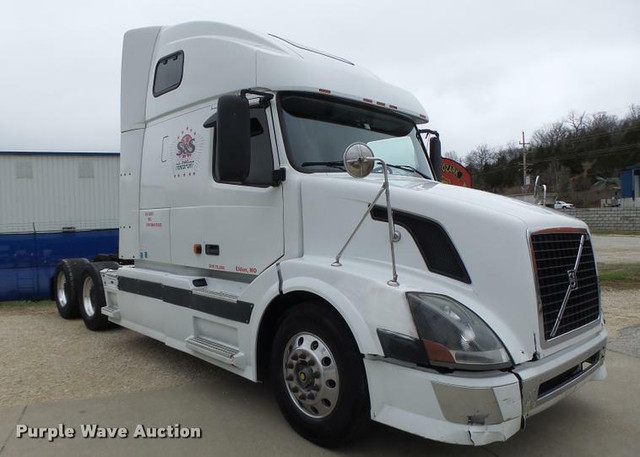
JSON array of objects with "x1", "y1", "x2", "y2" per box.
[{"x1": 531, "y1": 232, "x2": 600, "y2": 340}]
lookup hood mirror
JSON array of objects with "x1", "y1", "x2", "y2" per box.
[
  {"x1": 335, "y1": 142, "x2": 399, "y2": 287},
  {"x1": 343, "y1": 142, "x2": 375, "y2": 178}
]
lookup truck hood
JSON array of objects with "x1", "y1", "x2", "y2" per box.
[
  {"x1": 300, "y1": 174, "x2": 589, "y2": 364},
  {"x1": 384, "y1": 175, "x2": 579, "y2": 230}
]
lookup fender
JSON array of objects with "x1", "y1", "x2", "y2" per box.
[
  {"x1": 239, "y1": 258, "x2": 388, "y2": 382},
  {"x1": 276, "y1": 256, "x2": 419, "y2": 356}
]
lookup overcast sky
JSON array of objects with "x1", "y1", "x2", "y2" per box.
[{"x1": 1, "y1": 0, "x2": 639, "y2": 159}]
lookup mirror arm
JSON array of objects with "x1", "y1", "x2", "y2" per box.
[
  {"x1": 332, "y1": 182, "x2": 386, "y2": 267},
  {"x1": 333, "y1": 157, "x2": 399, "y2": 287},
  {"x1": 379, "y1": 158, "x2": 400, "y2": 286},
  {"x1": 419, "y1": 128, "x2": 439, "y2": 138}
]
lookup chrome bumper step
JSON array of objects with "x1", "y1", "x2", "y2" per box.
[{"x1": 185, "y1": 336, "x2": 245, "y2": 368}]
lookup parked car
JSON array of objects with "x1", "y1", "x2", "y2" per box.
[{"x1": 554, "y1": 200, "x2": 575, "y2": 209}]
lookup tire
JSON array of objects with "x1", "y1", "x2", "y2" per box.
[
  {"x1": 53, "y1": 258, "x2": 90, "y2": 319},
  {"x1": 78, "y1": 261, "x2": 120, "y2": 331},
  {"x1": 270, "y1": 302, "x2": 370, "y2": 448}
]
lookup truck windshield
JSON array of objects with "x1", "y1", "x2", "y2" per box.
[{"x1": 279, "y1": 93, "x2": 433, "y2": 179}]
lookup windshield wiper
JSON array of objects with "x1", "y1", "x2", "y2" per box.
[
  {"x1": 385, "y1": 164, "x2": 431, "y2": 180},
  {"x1": 301, "y1": 161, "x2": 346, "y2": 170}
]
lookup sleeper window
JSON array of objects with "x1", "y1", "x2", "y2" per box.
[{"x1": 153, "y1": 51, "x2": 184, "y2": 97}]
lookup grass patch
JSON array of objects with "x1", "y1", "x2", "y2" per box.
[{"x1": 598, "y1": 263, "x2": 640, "y2": 289}]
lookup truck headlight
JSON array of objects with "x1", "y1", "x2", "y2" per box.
[{"x1": 406, "y1": 293, "x2": 512, "y2": 371}]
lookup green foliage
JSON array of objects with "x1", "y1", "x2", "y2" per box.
[{"x1": 593, "y1": 176, "x2": 621, "y2": 190}]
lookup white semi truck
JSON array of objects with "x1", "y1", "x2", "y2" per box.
[{"x1": 53, "y1": 22, "x2": 607, "y2": 447}]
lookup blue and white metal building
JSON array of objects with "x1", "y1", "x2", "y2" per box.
[
  {"x1": 620, "y1": 163, "x2": 640, "y2": 200},
  {"x1": 0, "y1": 151, "x2": 119, "y2": 300}
]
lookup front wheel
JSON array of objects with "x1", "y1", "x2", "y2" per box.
[{"x1": 270, "y1": 303, "x2": 370, "y2": 448}]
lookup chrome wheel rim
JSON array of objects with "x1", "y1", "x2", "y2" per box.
[
  {"x1": 81, "y1": 276, "x2": 95, "y2": 318},
  {"x1": 282, "y1": 332, "x2": 339, "y2": 418},
  {"x1": 56, "y1": 272, "x2": 68, "y2": 307}
]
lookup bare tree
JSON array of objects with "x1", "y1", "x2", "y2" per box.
[
  {"x1": 532, "y1": 122, "x2": 568, "y2": 148},
  {"x1": 567, "y1": 111, "x2": 588, "y2": 135},
  {"x1": 502, "y1": 141, "x2": 521, "y2": 161},
  {"x1": 444, "y1": 150, "x2": 463, "y2": 163},
  {"x1": 589, "y1": 112, "x2": 618, "y2": 131},
  {"x1": 466, "y1": 144, "x2": 494, "y2": 169}
]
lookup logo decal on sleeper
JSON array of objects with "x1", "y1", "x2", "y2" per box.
[{"x1": 173, "y1": 127, "x2": 205, "y2": 178}]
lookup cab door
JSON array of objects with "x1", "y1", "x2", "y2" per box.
[{"x1": 168, "y1": 104, "x2": 284, "y2": 278}]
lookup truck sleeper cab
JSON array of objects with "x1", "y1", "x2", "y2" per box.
[{"x1": 53, "y1": 22, "x2": 607, "y2": 448}]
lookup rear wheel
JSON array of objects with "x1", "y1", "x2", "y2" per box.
[
  {"x1": 79, "y1": 261, "x2": 119, "y2": 331},
  {"x1": 270, "y1": 302, "x2": 370, "y2": 448},
  {"x1": 53, "y1": 258, "x2": 89, "y2": 319}
]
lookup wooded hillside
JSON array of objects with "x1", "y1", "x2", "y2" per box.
[{"x1": 452, "y1": 104, "x2": 640, "y2": 205}]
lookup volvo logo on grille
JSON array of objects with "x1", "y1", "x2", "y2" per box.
[
  {"x1": 567, "y1": 269, "x2": 578, "y2": 290},
  {"x1": 550, "y1": 234, "x2": 586, "y2": 338}
]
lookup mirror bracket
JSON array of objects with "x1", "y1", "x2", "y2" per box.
[
  {"x1": 332, "y1": 143, "x2": 399, "y2": 286},
  {"x1": 240, "y1": 88, "x2": 274, "y2": 108},
  {"x1": 272, "y1": 168, "x2": 286, "y2": 185},
  {"x1": 419, "y1": 128, "x2": 439, "y2": 138}
]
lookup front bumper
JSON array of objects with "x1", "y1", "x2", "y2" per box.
[{"x1": 364, "y1": 325, "x2": 607, "y2": 445}]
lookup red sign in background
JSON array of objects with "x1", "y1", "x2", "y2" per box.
[{"x1": 441, "y1": 158, "x2": 472, "y2": 187}]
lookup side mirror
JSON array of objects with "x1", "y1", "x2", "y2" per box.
[
  {"x1": 216, "y1": 95, "x2": 251, "y2": 182},
  {"x1": 429, "y1": 136, "x2": 442, "y2": 181}
]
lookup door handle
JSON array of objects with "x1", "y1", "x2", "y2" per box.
[{"x1": 205, "y1": 245, "x2": 220, "y2": 255}]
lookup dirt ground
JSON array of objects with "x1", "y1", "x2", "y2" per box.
[
  {"x1": 602, "y1": 287, "x2": 640, "y2": 337},
  {"x1": 591, "y1": 235, "x2": 640, "y2": 264}
]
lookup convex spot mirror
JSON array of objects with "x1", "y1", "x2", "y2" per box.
[{"x1": 344, "y1": 142, "x2": 375, "y2": 178}]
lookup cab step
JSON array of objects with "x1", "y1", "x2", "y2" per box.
[
  {"x1": 102, "y1": 306, "x2": 121, "y2": 319},
  {"x1": 185, "y1": 336, "x2": 245, "y2": 368}
]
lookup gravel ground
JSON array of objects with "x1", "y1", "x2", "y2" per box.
[
  {"x1": 1, "y1": 287, "x2": 638, "y2": 408},
  {"x1": 0, "y1": 303, "x2": 232, "y2": 407}
]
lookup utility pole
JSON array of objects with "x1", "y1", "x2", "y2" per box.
[{"x1": 519, "y1": 131, "x2": 530, "y2": 190}]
